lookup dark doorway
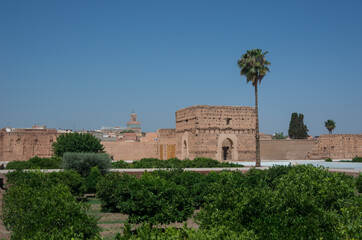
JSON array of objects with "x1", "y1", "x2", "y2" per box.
[{"x1": 221, "y1": 138, "x2": 233, "y2": 160}]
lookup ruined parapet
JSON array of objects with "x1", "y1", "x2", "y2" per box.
[
  {"x1": 0, "y1": 127, "x2": 60, "y2": 161},
  {"x1": 308, "y1": 134, "x2": 362, "y2": 159}
]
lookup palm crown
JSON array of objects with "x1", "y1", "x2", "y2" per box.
[
  {"x1": 324, "y1": 119, "x2": 336, "y2": 134},
  {"x1": 238, "y1": 49, "x2": 270, "y2": 86}
]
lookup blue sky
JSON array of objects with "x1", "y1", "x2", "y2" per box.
[{"x1": 1, "y1": 0, "x2": 361, "y2": 136}]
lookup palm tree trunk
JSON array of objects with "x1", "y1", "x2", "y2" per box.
[{"x1": 255, "y1": 84, "x2": 261, "y2": 167}]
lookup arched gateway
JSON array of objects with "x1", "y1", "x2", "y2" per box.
[{"x1": 222, "y1": 138, "x2": 233, "y2": 160}]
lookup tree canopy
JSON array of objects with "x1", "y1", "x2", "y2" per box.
[
  {"x1": 52, "y1": 132, "x2": 104, "y2": 157},
  {"x1": 324, "y1": 119, "x2": 336, "y2": 134},
  {"x1": 288, "y1": 113, "x2": 309, "y2": 139}
]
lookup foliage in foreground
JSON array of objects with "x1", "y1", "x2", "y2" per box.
[
  {"x1": 150, "y1": 169, "x2": 222, "y2": 208},
  {"x1": 357, "y1": 173, "x2": 362, "y2": 193},
  {"x1": 85, "y1": 166, "x2": 102, "y2": 193},
  {"x1": 111, "y1": 157, "x2": 243, "y2": 169},
  {"x1": 96, "y1": 173, "x2": 194, "y2": 224},
  {"x1": 116, "y1": 223, "x2": 257, "y2": 240},
  {"x1": 6, "y1": 156, "x2": 62, "y2": 170},
  {"x1": 6, "y1": 169, "x2": 86, "y2": 196},
  {"x1": 196, "y1": 165, "x2": 361, "y2": 240},
  {"x1": 352, "y1": 156, "x2": 362, "y2": 162},
  {"x1": 52, "y1": 132, "x2": 104, "y2": 157},
  {"x1": 2, "y1": 171, "x2": 100, "y2": 239},
  {"x1": 62, "y1": 152, "x2": 111, "y2": 177}
]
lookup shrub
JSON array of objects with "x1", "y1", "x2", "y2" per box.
[
  {"x1": 351, "y1": 156, "x2": 362, "y2": 162},
  {"x1": 111, "y1": 160, "x2": 130, "y2": 168},
  {"x1": 325, "y1": 158, "x2": 332, "y2": 162},
  {"x1": 5, "y1": 161, "x2": 33, "y2": 170},
  {"x1": 52, "y1": 132, "x2": 104, "y2": 157},
  {"x1": 196, "y1": 165, "x2": 360, "y2": 239},
  {"x1": 150, "y1": 169, "x2": 223, "y2": 208},
  {"x1": 6, "y1": 170, "x2": 86, "y2": 197},
  {"x1": 85, "y1": 166, "x2": 101, "y2": 193},
  {"x1": 47, "y1": 170, "x2": 86, "y2": 196},
  {"x1": 111, "y1": 157, "x2": 242, "y2": 169},
  {"x1": 2, "y1": 172, "x2": 100, "y2": 239},
  {"x1": 357, "y1": 173, "x2": 362, "y2": 193},
  {"x1": 96, "y1": 173, "x2": 194, "y2": 224},
  {"x1": 62, "y1": 152, "x2": 111, "y2": 177},
  {"x1": 131, "y1": 158, "x2": 166, "y2": 168},
  {"x1": 96, "y1": 173, "x2": 132, "y2": 212},
  {"x1": 116, "y1": 223, "x2": 257, "y2": 240},
  {"x1": 126, "y1": 174, "x2": 193, "y2": 224},
  {"x1": 6, "y1": 156, "x2": 62, "y2": 170},
  {"x1": 29, "y1": 156, "x2": 62, "y2": 169}
]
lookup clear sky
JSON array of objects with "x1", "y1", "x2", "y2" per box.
[{"x1": 1, "y1": 0, "x2": 361, "y2": 136}]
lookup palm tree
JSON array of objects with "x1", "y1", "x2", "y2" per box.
[
  {"x1": 324, "y1": 119, "x2": 336, "y2": 134},
  {"x1": 238, "y1": 49, "x2": 270, "y2": 167}
]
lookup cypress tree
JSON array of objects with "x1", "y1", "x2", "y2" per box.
[{"x1": 288, "y1": 113, "x2": 309, "y2": 139}]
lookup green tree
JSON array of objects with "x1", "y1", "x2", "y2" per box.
[
  {"x1": 52, "y1": 132, "x2": 104, "y2": 157},
  {"x1": 272, "y1": 132, "x2": 287, "y2": 139},
  {"x1": 85, "y1": 166, "x2": 102, "y2": 193},
  {"x1": 238, "y1": 49, "x2": 270, "y2": 167},
  {"x1": 62, "y1": 152, "x2": 111, "y2": 177},
  {"x1": 2, "y1": 171, "x2": 100, "y2": 239},
  {"x1": 196, "y1": 165, "x2": 360, "y2": 239},
  {"x1": 324, "y1": 119, "x2": 336, "y2": 134},
  {"x1": 288, "y1": 112, "x2": 309, "y2": 139},
  {"x1": 97, "y1": 173, "x2": 194, "y2": 224}
]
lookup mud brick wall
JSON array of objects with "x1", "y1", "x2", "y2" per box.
[
  {"x1": 308, "y1": 134, "x2": 362, "y2": 159},
  {"x1": 175, "y1": 105, "x2": 256, "y2": 161},
  {"x1": 102, "y1": 141, "x2": 158, "y2": 161},
  {"x1": 0, "y1": 129, "x2": 59, "y2": 161}
]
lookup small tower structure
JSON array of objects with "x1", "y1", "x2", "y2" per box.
[{"x1": 127, "y1": 111, "x2": 141, "y2": 134}]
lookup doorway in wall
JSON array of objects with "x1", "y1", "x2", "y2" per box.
[{"x1": 222, "y1": 138, "x2": 233, "y2": 160}]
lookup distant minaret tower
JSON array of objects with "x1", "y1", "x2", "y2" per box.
[{"x1": 127, "y1": 111, "x2": 141, "y2": 134}]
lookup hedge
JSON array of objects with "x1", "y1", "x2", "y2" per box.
[
  {"x1": 6, "y1": 156, "x2": 62, "y2": 170},
  {"x1": 111, "y1": 157, "x2": 243, "y2": 169}
]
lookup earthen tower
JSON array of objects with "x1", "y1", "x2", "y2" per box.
[{"x1": 174, "y1": 105, "x2": 257, "y2": 161}]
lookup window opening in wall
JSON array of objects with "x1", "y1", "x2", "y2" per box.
[{"x1": 226, "y1": 118, "x2": 232, "y2": 125}]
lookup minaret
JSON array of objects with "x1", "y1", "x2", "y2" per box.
[{"x1": 126, "y1": 111, "x2": 141, "y2": 134}]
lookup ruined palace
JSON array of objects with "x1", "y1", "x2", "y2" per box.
[
  {"x1": 174, "y1": 105, "x2": 257, "y2": 161},
  {"x1": 1, "y1": 105, "x2": 361, "y2": 162}
]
